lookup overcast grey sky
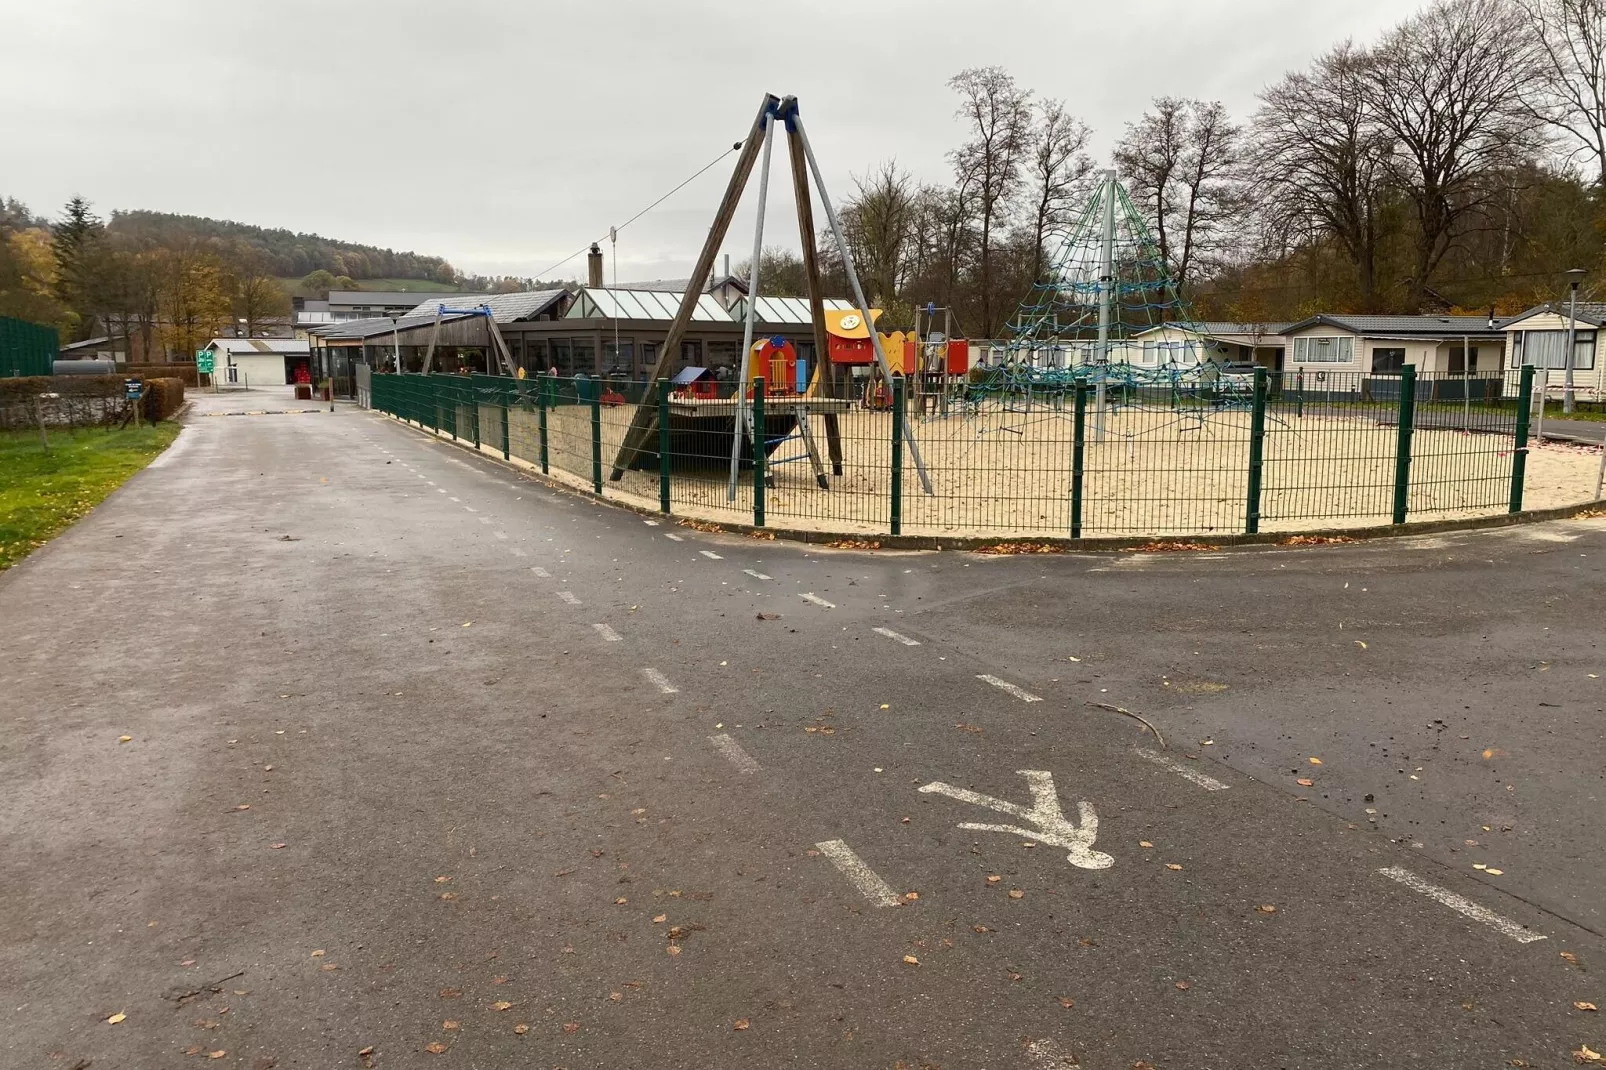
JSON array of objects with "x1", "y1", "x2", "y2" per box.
[{"x1": 2, "y1": 0, "x2": 1412, "y2": 283}]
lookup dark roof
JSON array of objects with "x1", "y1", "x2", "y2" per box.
[
  {"x1": 60, "y1": 336, "x2": 111, "y2": 351},
  {"x1": 671, "y1": 366, "x2": 715, "y2": 384},
  {"x1": 311, "y1": 290, "x2": 572, "y2": 341},
  {"x1": 327, "y1": 290, "x2": 458, "y2": 307},
  {"x1": 1284, "y1": 313, "x2": 1506, "y2": 336},
  {"x1": 621, "y1": 275, "x2": 750, "y2": 295},
  {"x1": 1501, "y1": 301, "x2": 1606, "y2": 329}
]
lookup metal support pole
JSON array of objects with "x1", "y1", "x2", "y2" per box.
[
  {"x1": 1512, "y1": 364, "x2": 1534, "y2": 513},
  {"x1": 730, "y1": 114, "x2": 776, "y2": 501},
  {"x1": 471, "y1": 380, "x2": 481, "y2": 449},
  {"x1": 890, "y1": 374, "x2": 905, "y2": 535},
  {"x1": 752, "y1": 377, "x2": 766, "y2": 527},
  {"x1": 1094, "y1": 171, "x2": 1116, "y2": 443},
  {"x1": 657, "y1": 378, "x2": 672, "y2": 513},
  {"x1": 1462, "y1": 333, "x2": 1471, "y2": 427},
  {"x1": 1071, "y1": 383, "x2": 1087, "y2": 538},
  {"x1": 589, "y1": 377, "x2": 603, "y2": 494},
  {"x1": 1565, "y1": 280, "x2": 1580, "y2": 415},
  {"x1": 500, "y1": 381, "x2": 510, "y2": 460},
  {"x1": 539, "y1": 371, "x2": 550, "y2": 474},
  {"x1": 791, "y1": 109, "x2": 933, "y2": 495},
  {"x1": 1391, "y1": 364, "x2": 1417, "y2": 525},
  {"x1": 1246, "y1": 367, "x2": 1268, "y2": 534}
]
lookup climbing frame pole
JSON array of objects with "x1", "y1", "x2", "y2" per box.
[
  {"x1": 611, "y1": 93, "x2": 781, "y2": 480},
  {"x1": 780, "y1": 96, "x2": 843, "y2": 477}
]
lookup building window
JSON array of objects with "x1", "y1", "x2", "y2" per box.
[
  {"x1": 1448, "y1": 346, "x2": 1479, "y2": 374},
  {"x1": 705, "y1": 340, "x2": 741, "y2": 373},
  {"x1": 1292, "y1": 336, "x2": 1355, "y2": 363},
  {"x1": 551, "y1": 338, "x2": 573, "y2": 376},
  {"x1": 1371, "y1": 347, "x2": 1406, "y2": 375},
  {"x1": 602, "y1": 337, "x2": 635, "y2": 377},
  {"x1": 571, "y1": 337, "x2": 596, "y2": 375},
  {"x1": 1511, "y1": 330, "x2": 1595, "y2": 370}
]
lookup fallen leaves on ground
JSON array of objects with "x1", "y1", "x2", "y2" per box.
[
  {"x1": 513, "y1": 1024, "x2": 529, "y2": 1035},
  {"x1": 310, "y1": 950, "x2": 325, "y2": 958},
  {"x1": 106, "y1": 1012, "x2": 126, "y2": 1024},
  {"x1": 208, "y1": 1051, "x2": 226, "y2": 1060},
  {"x1": 269, "y1": 843, "x2": 286, "y2": 850},
  {"x1": 438, "y1": 892, "x2": 457, "y2": 901},
  {"x1": 904, "y1": 891, "x2": 920, "y2": 901},
  {"x1": 434, "y1": 875, "x2": 451, "y2": 883},
  {"x1": 1257, "y1": 904, "x2": 1278, "y2": 913},
  {"x1": 118, "y1": 735, "x2": 132, "y2": 743},
  {"x1": 424, "y1": 1041, "x2": 448, "y2": 1054},
  {"x1": 439, "y1": 988, "x2": 461, "y2": 998},
  {"x1": 1008, "y1": 889, "x2": 1025, "y2": 899},
  {"x1": 1122, "y1": 541, "x2": 1221, "y2": 552},
  {"x1": 678, "y1": 518, "x2": 722, "y2": 533},
  {"x1": 1575, "y1": 1045, "x2": 1601, "y2": 1063},
  {"x1": 608, "y1": 992, "x2": 622, "y2": 1002},
  {"x1": 825, "y1": 538, "x2": 881, "y2": 550},
  {"x1": 1576, "y1": 1001, "x2": 1599, "y2": 1012},
  {"x1": 493, "y1": 1001, "x2": 513, "y2": 1012},
  {"x1": 442, "y1": 1021, "x2": 459, "y2": 1031},
  {"x1": 319, "y1": 963, "x2": 339, "y2": 972},
  {"x1": 1058, "y1": 996, "x2": 1075, "y2": 1008},
  {"x1": 1296, "y1": 778, "x2": 1314, "y2": 787},
  {"x1": 1175, "y1": 981, "x2": 1192, "y2": 991},
  {"x1": 903, "y1": 955, "x2": 920, "y2": 966},
  {"x1": 562, "y1": 1021, "x2": 581, "y2": 1034},
  {"x1": 666, "y1": 945, "x2": 681, "y2": 957},
  {"x1": 1563, "y1": 952, "x2": 1580, "y2": 965},
  {"x1": 1309, "y1": 757, "x2": 1323, "y2": 765},
  {"x1": 1280, "y1": 534, "x2": 1357, "y2": 546},
  {"x1": 733, "y1": 1019, "x2": 751, "y2": 1031},
  {"x1": 986, "y1": 875, "x2": 1001, "y2": 884},
  {"x1": 1139, "y1": 841, "x2": 1154, "y2": 849},
  {"x1": 955, "y1": 723, "x2": 983, "y2": 733},
  {"x1": 652, "y1": 914, "x2": 667, "y2": 924},
  {"x1": 1166, "y1": 863, "x2": 1184, "y2": 871},
  {"x1": 974, "y1": 541, "x2": 1066, "y2": 555}
]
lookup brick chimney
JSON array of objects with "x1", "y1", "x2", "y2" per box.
[{"x1": 588, "y1": 243, "x2": 604, "y2": 289}]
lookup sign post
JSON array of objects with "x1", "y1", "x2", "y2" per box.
[
  {"x1": 125, "y1": 378, "x2": 143, "y2": 428},
  {"x1": 195, "y1": 350, "x2": 216, "y2": 392}
]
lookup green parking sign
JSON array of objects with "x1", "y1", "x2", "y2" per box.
[{"x1": 196, "y1": 351, "x2": 215, "y2": 374}]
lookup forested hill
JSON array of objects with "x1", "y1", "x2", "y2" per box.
[{"x1": 107, "y1": 210, "x2": 456, "y2": 284}]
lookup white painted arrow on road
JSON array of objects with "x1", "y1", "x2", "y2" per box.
[{"x1": 918, "y1": 770, "x2": 1112, "y2": 869}]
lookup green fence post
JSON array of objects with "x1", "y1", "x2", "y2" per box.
[
  {"x1": 1071, "y1": 382, "x2": 1087, "y2": 539},
  {"x1": 752, "y1": 377, "x2": 766, "y2": 527},
  {"x1": 471, "y1": 380, "x2": 481, "y2": 449},
  {"x1": 1510, "y1": 363, "x2": 1534, "y2": 513},
  {"x1": 1295, "y1": 368, "x2": 1304, "y2": 419},
  {"x1": 589, "y1": 377, "x2": 603, "y2": 494},
  {"x1": 500, "y1": 381, "x2": 510, "y2": 460},
  {"x1": 657, "y1": 378, "x2": 672, "y2": 514},
  {"x1": 890, "y1": 374, "x2": 905, "y2": 536},
  {"x1": 1246, "y1": 367, "x2": 1269, "y2": 535},
  {"x1": 539, "y1": 372, "x2": 550, "y2": 474},
  {"x1": 1391, "y1": 364, "x2": 1418, "y2": 525}
]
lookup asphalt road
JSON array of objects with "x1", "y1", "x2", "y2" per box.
[{"x1": 2, "y1": 392, "x2": 1603, "y2": 1069}]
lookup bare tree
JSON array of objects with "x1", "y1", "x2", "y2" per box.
[
  {"x1": 1114, "y1": 98, "x2": 1242, "y2": 292},
  {"x1": 948, "y1": 66, "x2": 1035, "y2": 336},
  {"x1": 840, "y1": 160, "x2": 918, "y2": 310},
  {"x1": 1024, "y1": 98, "x2": 1094, "y2": 282},
  {"x1": 1364, "y1": 0, "x2": 1541, "y2": 308},
  {"x1": 1253, "y1": 42, "x2": 1393, "y2": 309},
  {"x1": 1517, "y1": 0, "x2": 1606, "y2": 189}
]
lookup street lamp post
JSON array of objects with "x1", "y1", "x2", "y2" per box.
[
  {"x1": 390, "y1": 315, "x2": 402, "y2": 375},
  {"x1": 1563, "y1": 267, "x2": 1586, "y2": 415}
]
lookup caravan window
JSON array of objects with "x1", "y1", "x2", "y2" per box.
[
  {"x1": 1511, "y1": 330, "x2": 1595, "y2": 370},
  {"x1": 1292, "y1": 336, "x2": 1354, "y2": 363}
]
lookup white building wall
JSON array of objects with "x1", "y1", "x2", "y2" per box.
[{"x1": 1502, "y1": 312, "x2": 1606, "y2": 401}]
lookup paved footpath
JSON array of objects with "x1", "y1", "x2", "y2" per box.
[{"x1": 2, "y1": 396, "x2": 1604, "y2": 1069}]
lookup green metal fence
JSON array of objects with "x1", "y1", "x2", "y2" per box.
[
  {"x1": 1, "y1": 315, "x2": 58, "y2": 378},
  {"x1": 368, "y1": 365, "x2": 1564, "y2": 539}
]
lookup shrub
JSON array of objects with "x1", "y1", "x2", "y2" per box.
[{"x1": 142, "y1": 377, "x2": 185, "y2": 422}]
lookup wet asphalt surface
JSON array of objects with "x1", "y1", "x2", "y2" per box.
[{"x1": 1, "y1": 393, "x2": 1603, "y2": 1069}]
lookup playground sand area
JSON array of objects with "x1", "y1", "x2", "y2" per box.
[{"x1": 491, "y1": 403, "x2": 1600, "y2": 538}]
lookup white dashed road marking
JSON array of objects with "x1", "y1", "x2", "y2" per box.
[
  {"x1": 464, "y1": 506, "x2": 477, "y2": 513},
  {"x1": 976, "y1": 674, "x2": 1041, "y2": 702},
  {"x1": 743, "y1": 569, "x2": 771, "y2": 580},
  {"x1": 531, "y1": 566, "x2": 551, "y2": 578},
  {"x1": 642, "y1": 668, "x2": 679, "y2": 694},
  {"x1": 800, "y1": 593, "x2": 836, "y2": 609},
  {"x1": 709, "y1": 733, "x2": 760, "y2": 773},
  {"x1": 1136, "y1": 747, "x2": 1229, "y2": 791},
  {"x1": 1377, "y1": 866, "x2": 1545, "y2": 944},
  {"x1": 477, "y1": 516, "x2": 492, "y2": 525},
  {"x1": 664, "y1": 533, "x2": 684, "y2": 542},
  {"x1": 699, "y1": 550, "x2": 723, "y2": 560},
  {"x1": 872, "y1": 626, "x2": 920, "y2": 646},
  {"x1": 593, "y1": 623, "x2": 623, "y2": 642},
  {"x1": 814, "y1": 839, "x2": 902, "y2": 908},
  {"x1": 558, "y1": 591, "x2": 581, "y2": 606}
]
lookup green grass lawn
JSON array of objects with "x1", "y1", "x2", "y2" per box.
[{"x1": 0, "y1": 423, "x2": 181, "y2": 570}]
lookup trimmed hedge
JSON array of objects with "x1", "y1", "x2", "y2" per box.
[
  {"x1": 122, "y1": 363, "x2": 200, "y2": 387},
  {"x1": 0, "y1": 374, "x2": 185, "y2": 429},
  {"x1": 142, "y1": 377, "x2": 185, "y2": 422}
]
